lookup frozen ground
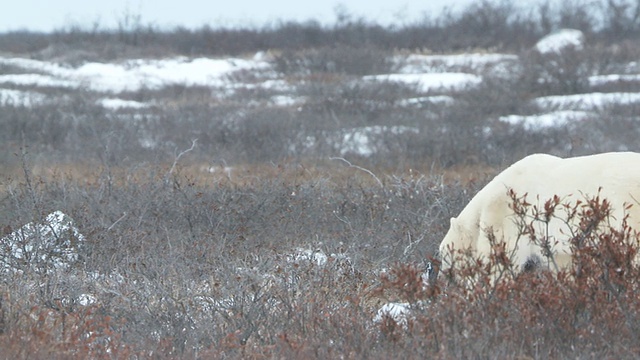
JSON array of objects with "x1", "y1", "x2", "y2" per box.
[{"x1": 1, "y1": 28, "x2": 640, "y2": 158}]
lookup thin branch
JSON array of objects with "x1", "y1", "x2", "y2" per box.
[
  {"x1": 107, "y1": 212, "x2": 127, "y2": 232},
  {"x1": 329, "y1": 157, "x2": 383, "y2": 188},
  {"x1": 166, "y1": 139, "x2": 198, "y2": 179}
]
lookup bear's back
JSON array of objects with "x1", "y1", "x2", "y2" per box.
[{"x1": 489, "y1": 152, "x2": 640, "y2": 201}]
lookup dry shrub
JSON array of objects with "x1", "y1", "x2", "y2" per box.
[
  {"x1": 0, "y1": 302, "x2": 136, "y2": 359},
  {"x1": 7, "y1": 159, "x2": 640, "y2": 358},
  {"x1": 273, "y1": 45, "x2": 392, "y2": 76}
]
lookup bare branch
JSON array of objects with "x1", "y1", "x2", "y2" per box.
[
  {"x1": 329, "y1": 157, "x2": 383, "y2": 188},
  {"x1": 106, "y1": 212, "x2": 127, "y2": 232},
  {"x1": 166, "y1": 139, "x2": 198, "y2": 179}
]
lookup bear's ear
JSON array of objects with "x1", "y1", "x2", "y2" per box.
[{"x1": 450, "y1": 217, "x2": 458, "y2": 227}]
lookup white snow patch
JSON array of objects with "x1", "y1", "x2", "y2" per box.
[
  {"x1": 270, "y1": 95, "x2": 305, "y2": 107},
  {"x1": 98, "y1": 98, "x2": 151, "y2": 110},
  {"x1": 77, "y1": 293, "x2": 98, "y2": 306},
  {"x1": 0, "y1": 56, "x2": 270, "y2": 93},
  {"x1": 535, "y1": 92, "x2": 640, "y2": 111},
  {"x1": 0, "y1": 73, "x2": 77, "y2": 88},
  {"x1": 373, "y1": 302, "x2": 413, "y2": 329},
  {"x1": 287, "y1": 248, "x2": 328, "y2": 266},
  {"x1": 200, "y1": 164, "x2": 234, "y2": 178},
  {"x1": 373, "y1": 301, "x2": 428, "y2": 330},
  {"x1": 535, "y1": 29, "x2": 584, "y2": 54},
  {"x1": 0, "y1": 57, "x2": 73, "y2": 77},
  {"x1": 253, "y1": 79, "x2": 290, "y2": 91},
  {"x1": 76, "y1": 57, "x2": 270, "y2": 92},
  {"x1": 139, "y1": 137, "x2": 157, "y2": 149},
  {"x1": 1, "y1": 211, "x2": 85, "y2": 273},
  {"x1": 397, "y1": 53, "x2": 518, "y2": 73},
  {"x1": 293, "y1": 125, "x2": 419, "y2": 157},
  {"x1": 224, "y1": 79, "x2": 292, "y2": 96},
  {"x1": 339, "y1": 125, "x2": 419, "y2": 157},
  {"x1": 364, "y1": 73, "x2": 482, "y2": 92},
  {"x1": 0, "y1": 89, "x2": 46, "y2": 106},
  {"x1": 500, "y1": 110, "x2": 593, "y2": 130},
  {"x1": 589, "y1": 74, "x2": 640, "y2": 87},
  {"x1": 398, "y1": 95, "x2": 455, "y2": 107}
]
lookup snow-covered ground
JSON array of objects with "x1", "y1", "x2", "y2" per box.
[
  {"x1": 363, "y1": 72, "x2": 482, "y2": 92},
  {"x1": 534, "y1": 92, "x2": 640, "y2": 111},
  {"x1": 500, "y1": 110, "x2": 594, "y2": 131},
  {"x1": 0, "y1": 56, "x2": 271, "y2": 92},
  {"x1": 98, "y1": 98, "x2": 152, "y2": 110},
  {"x1": 1, "y1": 27, "x2": 640, "y2": 154},
  {"x1": 0, "y1": 88, "x2": 46, "y2": 106}
]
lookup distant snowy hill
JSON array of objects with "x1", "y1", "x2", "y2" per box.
[{"x1": 1, "y1": 28, "x2": 640, "y2": 156}]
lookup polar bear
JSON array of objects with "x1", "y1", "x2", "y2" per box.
[{"x1": 438, "y1": 152, "x2": 640, "y2": 282}]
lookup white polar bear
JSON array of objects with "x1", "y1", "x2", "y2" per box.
[{"x1": 438, "y1": 152, "x2": 640, "y2": 281}]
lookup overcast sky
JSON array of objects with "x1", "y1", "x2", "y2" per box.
[{"x1": 1, "y1": 0, "x2": 496, "y2": 32}]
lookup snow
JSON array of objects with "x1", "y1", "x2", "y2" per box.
[
  {"x1": 340, "y1": 125, "x2": 419, "y2": 156},
  {"x1": 589, "y1": 74, "x2": 640, "y2": 87},
  {"x1": 1, "y1": 211, "x2": 85, "y2": 273},
  {"x1": 287, "y1": 248, "x2": 328, "y2": 266},
  {"x1": 77, "y1": 293, "x2": 98, "y2": 306},
  {"x1": 292, "y1": 125, "x2": 420, "y2": 157},
  {"x1": 233, "y1": 79, "x2": 291, "y2": 92},
  {"x1": 535, "y1": 29, "x2": 584, "y2": 54},
  {"x1": 500, "y1": 111, "x2": 593, "y2": 130},
  {"x1": 363, "y1": 72, "x2": 482, "y2": 92},
  {"x1": 373, "y1": 302, "x2": 412, "y2": 328},
  {"x1": 503, "y1": 91, "x2": 640, "y2": 130},
  {"x1": 270, "y1": 95, "x2": 305, "y2": 107},
  {"x1": 75, "y1": 57, "x2": 270, "y2": 92},
  {"x1": 0, "y1": 89, "x2": 46, "y2": 106},
  {"x1": 398, "y1": 95, "x2": 455, "y2": 107},
  {"x1": 2, "y1": 48, "x2": 640, "y2": 136},
  {"x1": 0, "y1": 56, "x2": 270, "y2": 93},
  {"x1": 372, "y1": 300, "x2": 431, "y2": 329},
  {"x1": 0, "y1": 57, "x2": 73, "y2": 77},
  {"x1": 98, "y1": 98, "x2": 151, "y2": 110},
  {"x1": 534, "y1": 92, "x2": 640, "y2": 111},
  {"x1": 397, "y1": 53, "x2": 518, "y2": 73},
  {"x1": 0, "y1": 73, "x2": 76, "y2": 88}
]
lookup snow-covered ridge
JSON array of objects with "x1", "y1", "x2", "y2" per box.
[
  {"x1": 500, "y1": 111, "x2": 593, "y2": 131},
  {"x1": 2, "y1": 27, "x2": 640, "y2": 147},
  {"x1": 0, "y1": 56, "x2": 270, "y2": 93},
  {"x1": 397, "y1": 53, "x2": 518, "y2": 73},
  {"x1": 363, "y1": 73, "x2": 482, "y2": 92},
  {"x1": 535, "y1": 92, "x2": 640, "y2": 111}
]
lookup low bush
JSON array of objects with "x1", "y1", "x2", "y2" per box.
[{"x1": 0, "y1": 160, "x2": 476, "y2": 358}]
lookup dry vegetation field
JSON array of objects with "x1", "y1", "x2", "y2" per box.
[{"x1": 3, "y1": 0, "x2": 640, "y2": 358}]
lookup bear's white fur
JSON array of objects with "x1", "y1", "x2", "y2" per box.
[{"x1": 439, "y1": 152, "x2": 640, "y2": 280}]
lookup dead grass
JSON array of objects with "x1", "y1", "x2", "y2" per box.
[
  {"x1": 1, "y1": 160, "x2": 498, "y2": 194},
  {"x1": 0, "y1": 157, "x2": 477, "y2": 359}
]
